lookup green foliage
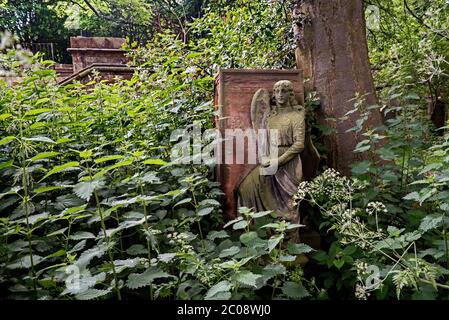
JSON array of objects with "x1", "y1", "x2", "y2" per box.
[
  {"x1": 0, "y1": 0, "x2": 75, "y2": 62},
  {"x1": 2, "y1": 0, "x2": 449, "y2": 302},
  {"x1": 294, "y1": 81, "x2": 449, "y2": 299},
  {"x1": 367, "y1": 0, "x2": 449, "y2": 109},
  {"x1": 0, "y1": 13, "x2": 310, "y2": 298}
]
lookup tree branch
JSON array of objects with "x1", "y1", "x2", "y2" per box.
[
  {"x1": 403, "y1": 0, "x2": 449, "y2": 41},
  {"x1": 81, "y1": 0, "x2": 101, "y2": 18}
]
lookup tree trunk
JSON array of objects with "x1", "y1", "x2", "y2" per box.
[{"x1": 293, "y1": 0, "x2": 383, "y2": 175}]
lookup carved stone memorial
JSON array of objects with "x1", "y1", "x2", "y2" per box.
[{"x1": 214, "y1": 69, "x2": 320, "y2": 226}]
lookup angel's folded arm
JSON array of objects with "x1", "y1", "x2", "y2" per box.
[{"x1": 277, "y1": 112, "x2": 305, "y2": 166}]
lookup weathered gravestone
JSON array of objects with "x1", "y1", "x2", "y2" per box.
[{"x1": 214, "y1": 69, "x2": 320, "y2": 247}]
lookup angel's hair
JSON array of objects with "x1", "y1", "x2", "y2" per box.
[{"x1": 272, "y1": 80, "x2": 300, "y2": 109}]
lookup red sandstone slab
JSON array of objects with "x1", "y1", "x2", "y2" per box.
[
  {"x1": 68, "y1": 37, "x2": 129, "y2": 73},
  {"x1": 70, "y1": 37, "x2": 125, "y2": 49},
  {"x1": 214, "y1": 69, "x2": 304, "y2": 218}
]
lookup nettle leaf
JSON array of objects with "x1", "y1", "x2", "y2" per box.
[
  {"x1": 23, "y1": 136, "x2": 55, "y2": 144},
  {"x1": 418, "y1": 248, "x2": 445, "y2": 260},
  {"x1": 376, "y1": 147, "x2": 396, "y2": 161},
  {"x1": 204, "y1": 281, "x2": 232, "y2": 300},
  {"x1": 141, "y1": 172, "x2": 161, "y2": 184},
  {"x1": 69, "y1": 240, "x2": 87, "y2": 253},
  {"x1": 54, "y1": 194, "x2": 85, "y2": 210},
  {"x1": 158, "y1": 253, "x2": 177, "y2": 263},
  {"x1": 10, "y1": 201, "x2": 35, "y2": 219},
  {"x1": 94, "y1": 159, "x2": 133, "y2": 178},
  {"x1": 197, "y1": 207, "x2": 214, "y2": 216},
  {"x1": 403, "y1": 231, "x2": 421, "y2": 242},
  {"x1": 373, "y1": 238, "x2": 402, "y2": 250},
  {"x1": 267, "y1": 235, "x2": 284, "y2": 253},
  {"x1": 333, "y1": 259, "x2": 345, "y2": 269},
  {"x1": 233, "y1": 271, "x2": 263, "y2": 289},
  {"x1": 33, "y1": 185, "x2": 66, "y2": 194},
  {"x1": 40, "y1": 161, "x2": 80, "y2": 182},
  {"x1": 73, "y1": 178, "x2": 105, "y2": 201},
  {"x1": 127, "y1": 244, "x2": 147, "y2": 256},
  {"x1": 354, "y1": 140, "x2": 371, "y2": 153},
  {"x1": 418, "y1": 188, "x2": 438, "y2": 205},
  {"x1": 279, "y1": 255, "x2": 296, "y2": 262},
  {"x1": 233, "y1": 220, "x2": 249, "y2": 230},
  {"x1": 75, "y1": 243, "x2": 109, "y2": 269},
  {"x1": 75, "y1": 289, "x2": 111, "y2": 300},
  {"x1": 404, "y1": 189, "x2": 437, "y2": 205},
  {"x1": 27, "y1": 212, "x2": 49, "y2": 224},
  {"x1": 0, "y1": 136, "x2": 15, "y2": 146},
  {"x1": 7, "y1": 255, "x2": 44, "y2": 269},
  {"x1": 0, "y1": 186, "x2": 21, "y2": 199},
  {"x1": 219, "y1": 256, "x2": 253, "y2": 269},
  {"x1": 252, "y1": 211, "x2": 272, "y2": 219},
  {"x1": 207, "y1": 230, "x2": 229, "y2": 241},
  {"x1": 24, "y1": 108, "x2": 52, "y2": 116},
  {"x1": 7, "y1": 240, "x2": 28, "y2": 252},
  {"x1": 419, "y1": 214, "x2": 444, "y2": 233},
  {"x1": 31, "y1": 152, "x2": 60, "y2": 162},
  {"x1": 114, "y1": 258, "x2": 141, "y2": 273},
  {"x1": 70, "y1": 231, "x2": 96, "y2": 240},
  {"x1": 419, "y1": 163, "x2": 443, "y2": 175},
  {"x1": 219, "y1": 246, "x2": 240, "y2": 258},
  {"x1": 63, "y1": 204, "x2": 88, "y2": 216},
  {"x1": 223, "y1": 216, "x2": 243, "y2": 228},
  {"x1": 47, "y1": 227, "x2": 68, "y2": 237},
  {"x1": 102, "y1": 218, "x2": 146, "y2": 238},
  {"x1": 143, "y1": 158, "x2": 167, "y2": 166},
  {"x1": 239, "y1": 231, "x2": 259, "y2": 246},
  {"x1": 199, "y1": 199, "x2": 221, "y2": 207},
  {"x1": 174, "y1": 198, "x2": 192, "y2": 207},
  {"x1": 288, "y1": 243, "x2": 315, "y2": 255},
  {"x1": 281, "y1": 282, "x2": 310, "y2": 299},
  {"x1": 351, "y1": 160, "x2": 372, "y2": 175},
  {"x1": 0, "y1": 113, "x2": 12, "y2": 120},
  {"x1": 262, "y1": 264, "x2": 286, "y2": 279},
  {"x1": 94, "y1": 155, "x2": 125, "y2": 164},
  {"x1": 46, "y1": 249, "x2": 66, "y2": 258},
  {"x1": 176, "y1": 280, "x2": 203, "y2": 300},
  {"x1": 403, "y1": 191, "x2": 419, "y2": 201},
  {"x1": 127, "y1": 267, "x2": 173, "y2": 289},
  {"x1": 0, "y1": 160, "x2": 14, "y2": 170},
  {"x1": 61, "y1": 272, "x2": 107, "y2": 296}
]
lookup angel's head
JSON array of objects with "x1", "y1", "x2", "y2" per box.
[{"x1": 273, "y1": 80, "x2": 298, "y2": 109}]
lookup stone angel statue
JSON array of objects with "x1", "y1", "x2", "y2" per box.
[{"x1": 237, "y1": 80, "x2": 320, "y2": 229}]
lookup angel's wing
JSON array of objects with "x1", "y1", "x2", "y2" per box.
[
  {"x1": 251, "y1": 89, "x2": 271, "y2": 130},
  {"x1": 251, "y1": 89, "x2": 271, "y2": 161}
]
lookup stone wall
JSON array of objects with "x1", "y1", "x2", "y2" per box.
[
  {"x1": 68, "y1": 37, "x2": 129, "y2": 73},
  {"x1": 56, "y1": 36, "x2": 133, "y2": 85}
]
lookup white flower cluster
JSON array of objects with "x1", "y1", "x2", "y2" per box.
[
  {"x1": 366, "y1": 202, "x2": 388, "y2": 216},
  {"x1": 355, "y1": 283, "x2": 370, "y2": 300},
  {"x1": 150, "y1": 228, "x2": 162, "y2": 235},
  {"x1": 293, "y1": 168, "x2": 365, "y2": 207},
  {"x1": 338, "y1": 218, "x2": 383, "y2": 248},
  {"x1": 293, "y1": 181, "x2": 308, "y2": 203},
  {"x1": 167, "y1": 232, "x2": 194, "y2": 252},
  {"x1": 355, "y1": 260, "x2": 369, "y2": 279}
]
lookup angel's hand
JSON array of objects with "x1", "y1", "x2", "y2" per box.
[
  {"x1": 261, "y1": 159, "x2": 271, "y2": 167},
  {"x1": 261, "y1": 158, "x2": 279, "y2": 168}
]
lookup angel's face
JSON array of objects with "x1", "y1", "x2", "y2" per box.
[{"x1": 274, "y1": 86, "x2": 290, "y2": 106}]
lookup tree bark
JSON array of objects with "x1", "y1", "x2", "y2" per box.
[{"x1": 294, "y1": 0, "x2": 383, "y2": 175}]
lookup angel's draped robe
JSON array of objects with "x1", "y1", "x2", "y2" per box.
[{"x1": 237, "y1": 107, "x2": 305, "y2": 221}]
